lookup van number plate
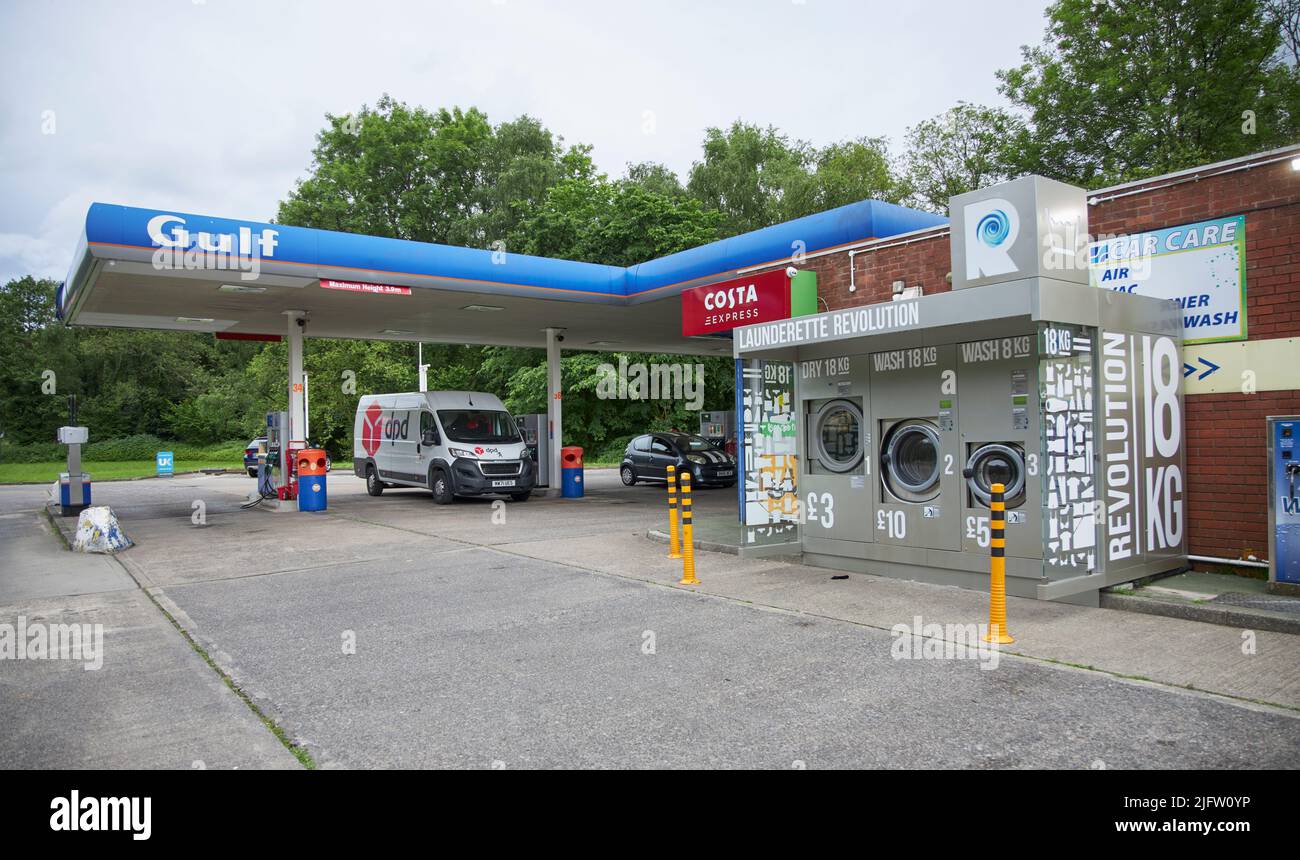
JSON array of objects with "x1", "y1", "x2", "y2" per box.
[{"x1": 491, "y1": 479, "x2": 516, "y2": 488}]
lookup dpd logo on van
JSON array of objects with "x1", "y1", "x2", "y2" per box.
[
  {"x1": 382, "y1": 414, "x2": 409, "y2": 441},
  {"x1": 361, "y1": 403, "x2": 384, "y2": 456}
]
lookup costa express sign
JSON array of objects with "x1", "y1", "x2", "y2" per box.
[{"x1": 681, "y1": 269, "x2": 791, "y2": 336}]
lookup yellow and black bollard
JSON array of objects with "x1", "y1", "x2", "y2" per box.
[
  {"x1": 678, "y1": 471, "x2": 700, "y2": 585},
  {"x1": 982, "y1": 481, "x2": 1015, "y2": 644},
  {"x1": 666, "y1": 465, "x2": 682, "y2": 559}
]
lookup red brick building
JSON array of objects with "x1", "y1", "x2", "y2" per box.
[{"x1": 758, "y1": 145, "x2": 1300, "y2": 566}]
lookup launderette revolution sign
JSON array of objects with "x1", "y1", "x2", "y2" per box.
[{"x1": 1088, "y1": 215, "x2": 1247, "y2": 343}]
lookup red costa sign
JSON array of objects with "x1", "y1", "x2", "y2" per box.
[{"x1": 681, "y1": 269, "x2": 790, "y2": 337}]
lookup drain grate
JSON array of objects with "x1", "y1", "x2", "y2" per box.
[{"x1": 1209, "y1": 591, "x2": 1300, "y2": 616}]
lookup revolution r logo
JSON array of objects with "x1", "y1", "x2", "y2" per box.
[{"x1": 964, "y1": 197, "x2": 1020, "y2": 280}]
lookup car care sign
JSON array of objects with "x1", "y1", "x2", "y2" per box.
[
  {"x1": 681, "y1": 269, "x2": 791, "y2": 337},
  {"x1": 1087, "y1": 215, "x2": 1246, "y2": 343}
]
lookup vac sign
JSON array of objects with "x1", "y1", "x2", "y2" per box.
[{"x1": 682, "y1": 269, "x2": 791, "y2": 337}]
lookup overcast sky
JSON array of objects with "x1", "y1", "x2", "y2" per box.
[{"x1": 0, "y1": 0, "x2": 1050, "y2": 285}]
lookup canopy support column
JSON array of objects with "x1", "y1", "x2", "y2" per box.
[
  {"x1": 286, "y1": 310, "x2": 307, "y2": 450},
  {"x1": 545, "y1": 327, "x2": 564, "y2": 490}
]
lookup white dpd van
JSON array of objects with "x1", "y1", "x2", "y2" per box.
[{"x1": 353, "y1": 391, "x2": 537, "y2": 503}]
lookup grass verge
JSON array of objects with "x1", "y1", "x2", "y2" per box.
[{"x1": 0, "y1": 460, "x2": 354, "y2": 483}]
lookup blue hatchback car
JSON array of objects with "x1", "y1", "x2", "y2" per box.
[{"x1": 243, "y1": 437, "x2": 266, "y2": 477}]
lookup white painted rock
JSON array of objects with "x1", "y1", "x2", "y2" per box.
[{"x1": 72, "y1": 506, "x2": 133, "y2": 553}]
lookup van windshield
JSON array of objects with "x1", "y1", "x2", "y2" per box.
[{"x1": 437, "y1": 410, "x2": 520, "y2": 444}]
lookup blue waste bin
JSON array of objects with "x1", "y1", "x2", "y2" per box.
[
  {"x1": 297, "y1": 449, "x2": 328, "y2": 512},
  {"x1": 560, "y1": 446, "x2": 584, "y2": 498}
]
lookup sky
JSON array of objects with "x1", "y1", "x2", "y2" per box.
[{"x1": 0, "y1": 0, "x2": 1050, "y2": 285}]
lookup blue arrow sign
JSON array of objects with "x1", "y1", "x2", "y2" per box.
[{"x1": 1184, "y1": 356, "x2": 1220, "y2": 381}]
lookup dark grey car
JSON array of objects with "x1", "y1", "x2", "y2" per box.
[{"x1": 620, "y1": 433, "x2": 737, "y2": 488}]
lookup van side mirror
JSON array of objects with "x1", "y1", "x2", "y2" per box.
[{"x1": 422, "y1": 429, "x2": 439, "y2": 446}]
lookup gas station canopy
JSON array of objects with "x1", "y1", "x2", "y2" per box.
[{"x1": 59, "y1": 200, "x2": 946, "y2": 353}]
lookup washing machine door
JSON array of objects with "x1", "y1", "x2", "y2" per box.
[
  {"x1": 810, "y1": 399, "x2": 864, "y2": 474},
  {"x1": 966, "y1": 443, "x2": 1026, "y2": 506},
  {"x1": 882, "y1": 420, "x2": 942, "y2": 502}
]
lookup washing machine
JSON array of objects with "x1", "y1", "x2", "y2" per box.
[
  {"x1": 799, "y1": 353, "x2": 873, "y2": 548},
  {"x1": 870, "y1": 344, "x2": 961, "y2": 551},
  {"x1": 956, "y1": 334, "x2": 1042, "y2": 559}
]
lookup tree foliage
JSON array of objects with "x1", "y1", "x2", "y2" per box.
[
  {"x1": 685, "y1": 121, "x2": 908, "y2": 236},
  {"x1": 277, "y1": 96, "x2": 595, "y2": 248},
  {"x1": 901, "y1": 103, "x2": 1025, "y2": 214},
  {"x1": 998, "y1": 0, "x2": 1300, "y2": 185}
]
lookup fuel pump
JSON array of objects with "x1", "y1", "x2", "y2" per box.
[
  {"x1": 263, "y1": 410, "x2": 297, "y2": 500},
  {"x1": 699, "y1": 410, "x2": 736, "y2": 454},
  {"x1": 515, "y1": 414, "x2": 549, "y2": 486},
  {"x1": 1268, "y1": 416, "x2": 1300, "y2": 590}
]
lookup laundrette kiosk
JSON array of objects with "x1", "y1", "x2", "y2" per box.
[{"x1": 733, "y1": 176, "x2": 1189, "y2": 605}]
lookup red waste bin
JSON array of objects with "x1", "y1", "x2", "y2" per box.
[
  {"x1": 561, "y1": 446, "x2": 584, "y2": 498},
  {"x1": 297, "y1": 449, "x2": 329, "y2": 511}
]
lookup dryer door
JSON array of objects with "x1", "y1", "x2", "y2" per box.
[{"x1": 810, "y1": 399, "x2": 864, "y2": 474}]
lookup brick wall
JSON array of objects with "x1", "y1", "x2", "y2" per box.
[
  {"x1": 1185, "y1": 391, "x2": 1299, "y2": 560},
  {"x1": 780, "y1": 150, "x2": 1300, "y2": 562},
  {"x1": 819, "y1": 228, "x2": 951, "y2": 311}
]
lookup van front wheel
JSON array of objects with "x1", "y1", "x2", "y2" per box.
[
  {"x1": 366, "y1": 465, "x2": 385, "y2": 496},
  {"x1": 430, "y1": 468, "x2": 455, "y2": 505}
]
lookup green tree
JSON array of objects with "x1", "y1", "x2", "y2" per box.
[
  {"x1": 809, "y1": 136, "x2": 907, "y2": 211},
  {"x1": 998, "y1": 0, "x2": 1300, "y2": 185},
  {"x1": 1266, "y1": 0, "x2": 1300, "y2": 66},
  {"x1": 623, "y1": 161, "x2": 688, "y2": 198},
  {"x1": 0, "y1": 277, "x2": 74, "y2": 444},
  {"x1": 277, "y1": 96, "x2": 593, "y2": 247},
  {"x1": 516, "y1": 173, "x2": 721, "y2": 266},
  {"x1": 686, "y1": 121, "x2": 815, "y2": 235},
  {"x1": 901, "y1": 103, "x2": 1025, "y2": 214},
  {"x1": 687, "y1": 122, "x2": 909, "y2": 235}
]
